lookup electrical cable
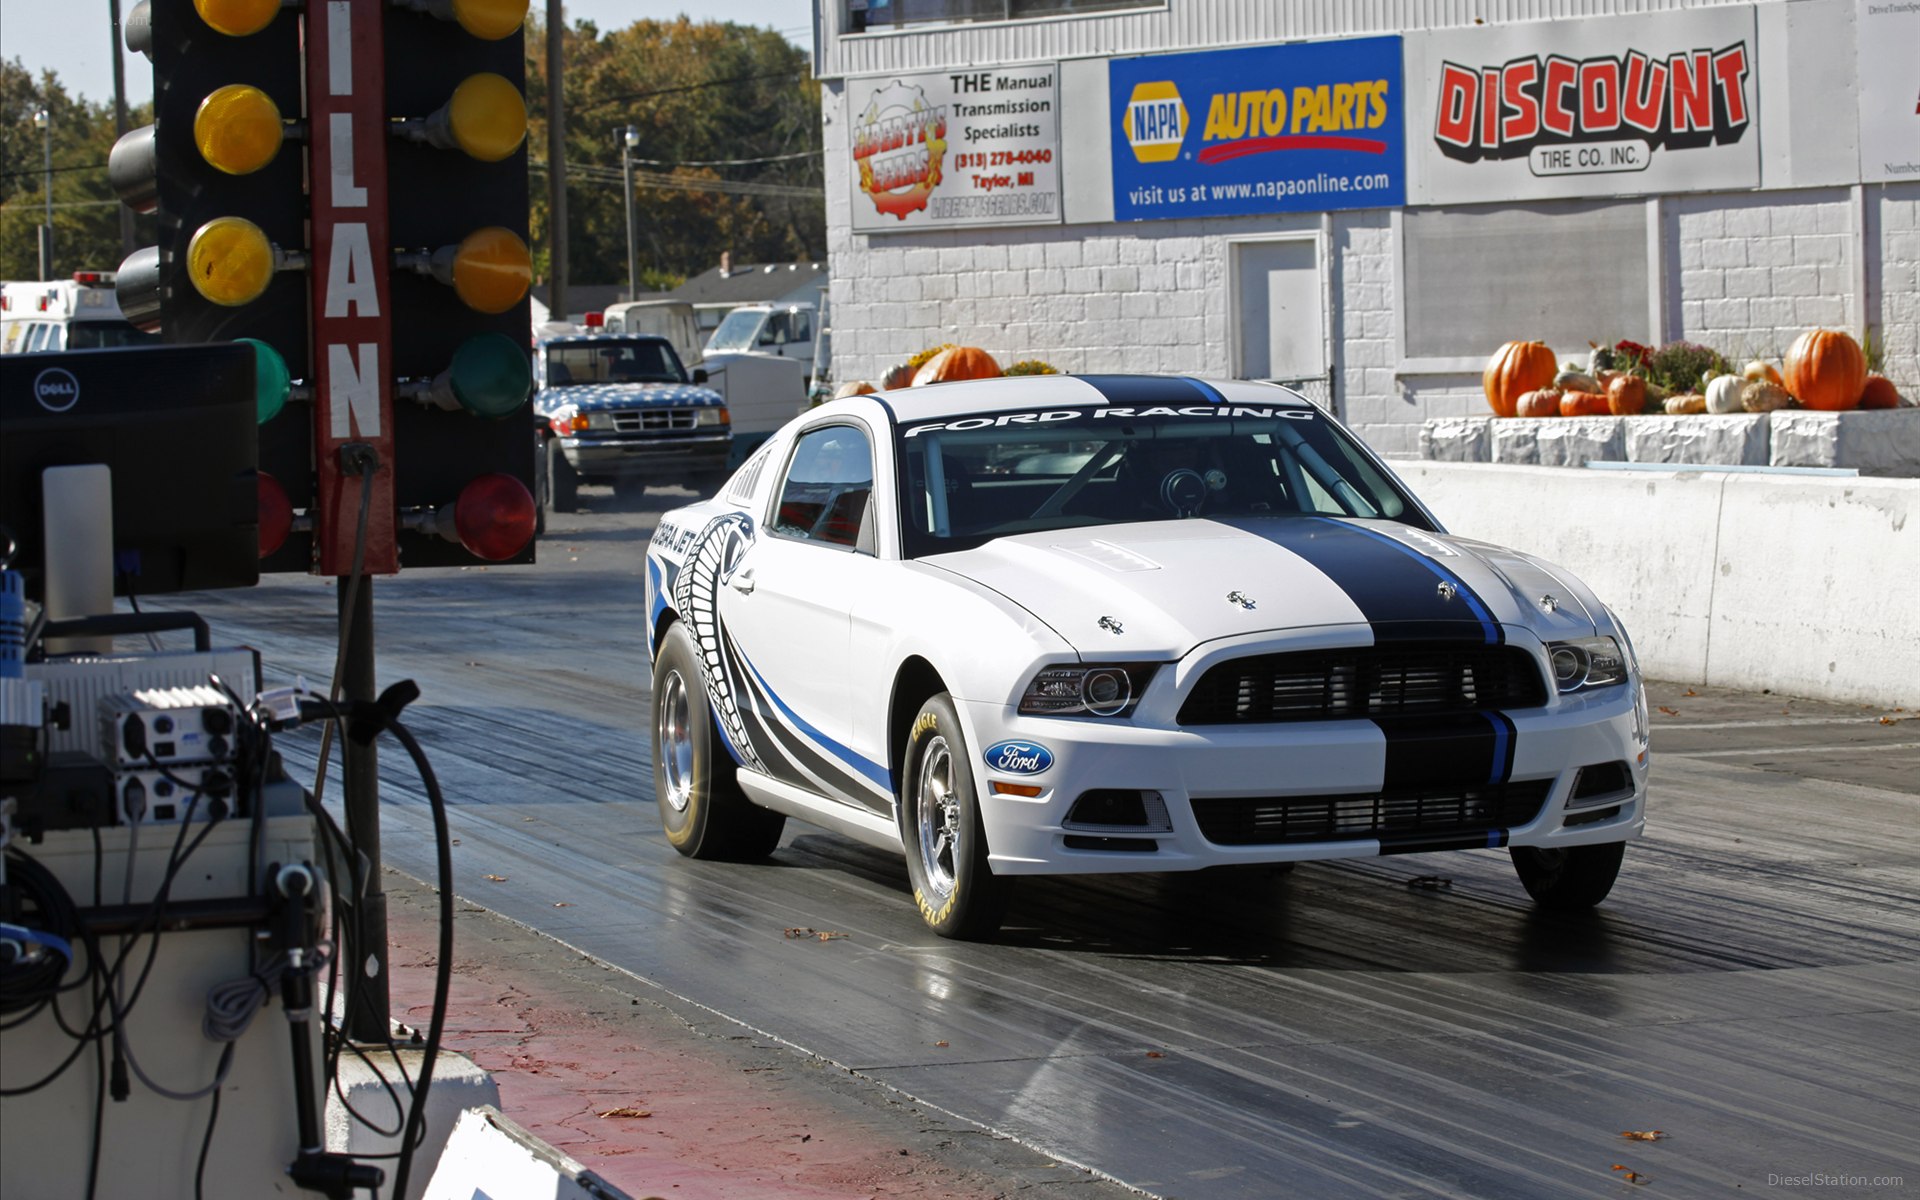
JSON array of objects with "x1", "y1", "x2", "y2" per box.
[
  {"x1": 380, "y1": 713, "x2": 455, "y2": 1200},
  {"x1": 311, "y1": 468, "x2": 376, "y2": 806}
]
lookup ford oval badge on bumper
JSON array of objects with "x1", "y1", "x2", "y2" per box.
[{"x1": 983, "y1": 740, "x2": 1055, "y2": 775}]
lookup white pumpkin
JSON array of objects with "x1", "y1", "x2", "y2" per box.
[{"x1": 1705, "y1": 374, "x2": 1745, "y2": 414}]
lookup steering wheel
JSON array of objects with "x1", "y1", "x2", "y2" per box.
[{"x1": 1158, "y1": 468, "x2": 1209, "y2": 517}]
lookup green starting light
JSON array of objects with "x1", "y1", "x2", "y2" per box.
[
  {"x1": 447, "y1": 332, "x2": 531, "y2": 418},
  {"x1": 239, "y1": 337, "x2": 291, "y2": 423}
]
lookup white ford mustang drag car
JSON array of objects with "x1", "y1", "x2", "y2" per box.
[{"x1": 644, "y1": 375, "x2": 1649, "y2": 938}]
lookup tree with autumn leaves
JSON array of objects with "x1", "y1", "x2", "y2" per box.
[
  {"x1": 529, "y1": 14, "x2": 823, "y2": 293},
  {"x1": 0, "y1": 15, "x2": 821, "y2": 291}
]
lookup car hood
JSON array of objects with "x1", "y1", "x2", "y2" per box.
[
  {"x1": 534, "y1": 382, "x2": 722, "y2": 413},
  {"x1": 921, "y1": 516, "x2": 1606, "y2": 657}
]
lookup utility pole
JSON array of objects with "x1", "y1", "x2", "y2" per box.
[
  {"x1": 621, "y1": 125, "x2": 638, "y2": 302},
  {"x1": 544, "y1": 0, "x2": 568, "y2": 321},
  {"x1": 34, "y1": 108, "x2": 52, "y2": 280},
  {"x1": 109, "y1": 0, "x2": 136, "y2": 258}
]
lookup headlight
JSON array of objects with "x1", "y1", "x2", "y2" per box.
[
  {"x1": 1018, "y1": 664, "x2": 1158, "y2": 717},
  {"x1": 1546, "y1": 636, "x2": 1628, "y2": 693},
  {"x1": 694, "y1": 406, "x2": 728, "y2": 426}
]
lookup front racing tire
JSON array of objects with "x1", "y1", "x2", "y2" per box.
[
  {"x1": 900, "y1": 693, "x2": 1006, "y2": 940},
  {"x1": 1510, "y1": 842, "x2": 1625, "y2": 910},
  {"x1": 651, "y1": 620, "x2": 785, "y2": 861}
]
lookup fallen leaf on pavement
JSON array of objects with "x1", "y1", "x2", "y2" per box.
[
  {"x1": 1407, "y1": 875, "x2": 1452, "y2": 890},
  {"x1": 1610, "y1": 1165, "x2": 1649, "y2": 1184},
  {"x1": 598, "y1": 1106, "x2": 652, "y2": 1119},
  {"x1": 553, "y1": 902, "x2": 573, "y2": 908},
  {"x1": 783, "y1": 927, "x2": 847, "y2": 941},
  {"x1": 1146, "y1": 1051, "x2": 1165, "y2": 1059},
  {"x1": 484, "y1": 874, "x2": 508, "y2": 882},
  {"x1": 1683, "y1": 689, "x2": 1698, "y2": 697},
  {"x1": 1620, "y1": 1130, "x2": 1665, "y2": 1142},
  {"x1": 934, "y1": 1041, "x2": 949, "y2": 1047},
  {"x1": 1657, "y1": 706, "x2": 1680, "y2": 716}
]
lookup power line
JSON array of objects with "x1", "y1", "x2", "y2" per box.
[
  {"x1": 566, "y1": 69, "x2": 809, "y2": 118},
  {"x1": 530, "y1": 159, "x2": 821, "y2": 200}
]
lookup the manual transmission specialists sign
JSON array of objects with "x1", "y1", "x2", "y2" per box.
[
  {"x1": 1407, "y1": 7, "x2": 1758, "y2": 203},
  {"x1": 847, "y1": 66, "x2": 1062, "y2": 233},
  {"x1": 1109, "y1": 36, "x2": 1407, "y2": 221}
]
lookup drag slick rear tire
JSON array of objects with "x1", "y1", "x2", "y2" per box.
[
  {"x1": 899, "y1": 693, "x2": 1006, "y2": 939},
  {"x1": 1510, "y1": 842, "x2": 1625, "y2": 909},
  {"x1": 651, "y1": 620, "x2": 784, "y2": 860}
]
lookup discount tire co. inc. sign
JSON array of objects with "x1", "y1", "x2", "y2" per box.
[{"x1": 1407, "y1": 6, "x2": 1759, "y2": 204}]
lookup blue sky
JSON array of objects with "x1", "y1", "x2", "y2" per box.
[{"x1": 0, "y1": 0, "x2": 814, "y2": 106}]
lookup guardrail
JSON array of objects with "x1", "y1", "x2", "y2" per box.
[{"x1": 1396, "y1": 462, "x2": 1920, "y2": 709}]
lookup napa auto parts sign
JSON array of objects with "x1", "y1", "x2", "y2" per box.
[
  {"x1": 1108, "y1": 36, "x2": 1406, "y2": 221},
  {"x1": 848, "y1": 67, "x2": 1062, "y2": 232},
  {"x1": 1407, "y1": 7, "x2": 1758, "y2": 203}
]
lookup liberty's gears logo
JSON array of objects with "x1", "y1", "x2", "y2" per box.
[{"x1": 852, "y1": 80, "x2": 948, "y2": 220}]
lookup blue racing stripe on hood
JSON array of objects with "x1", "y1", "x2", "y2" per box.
[{"x1": 1227, "y1": 516, "x2": 1502, "y2": 644}]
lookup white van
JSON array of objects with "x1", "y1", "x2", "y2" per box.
[
  {"x1": 602, "y1": 299, "x2": 703, "y2": 369},
  {"x1": 703, "y1": 302, "x2": 818, "y2": 365},
  {"x1": 1, "y1": 273, "x2": 155, "y2": 354}
]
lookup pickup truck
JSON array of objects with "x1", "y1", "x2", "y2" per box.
[{"x1": 531, "y1": 332, "x2": 730, "y2": 526}]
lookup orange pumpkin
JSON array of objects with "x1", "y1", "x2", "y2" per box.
[
  {"x1": 1560, "y1": 389, "x2": 1611, "y2": 417},
  {"x1": 832, "y1": 380, "x2": 877, "y2": 399},
  {"x1": 1483, "y1": 341, "x2": 1558, "y2": 418},
  {"x1": 881, "y1": 363, "x2": 916, "y2": 390},
  {"x1": 1784, "y1": 329, "x2": 1867, "y2": 412},
  {"x1": 911, "y1": 345, "x2": 1002, "y2": 386},
  {"x1": 1858, "y1": 374, "x2": 1902, "y2": 410},
  {"x1": 1607, "y1": 374, "x2": 1648, "y2": 416},
  {"x1": 1516, "y1": 388, "x2": 1561, "y2": 418}
]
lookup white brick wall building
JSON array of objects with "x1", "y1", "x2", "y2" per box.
[{"x1": 814, "y1": 1, "x2": 1918, "y2": 454}]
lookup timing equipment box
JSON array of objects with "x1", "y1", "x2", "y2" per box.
[
  {"x1": 25, "y1": 647, "x2": 258, "y2": 760},
  {"x1": 115, "y1": 763, "x2": 236, "y2": 825},
  {"x1": 99, "y1": 685, "x2": 242, "y2": 770}
]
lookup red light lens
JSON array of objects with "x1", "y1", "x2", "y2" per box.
[
  {"x1": 583, "y1": 311, "x2": 604, "y2": 327},
  {"x1": 453, "y1": 473, "x2": 535, "y2": 561},
  {"x1": 258, "y1": 472, "x2": 293, "y2": 556}
]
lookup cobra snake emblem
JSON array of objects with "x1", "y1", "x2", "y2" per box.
[{"x1": 670, "y1": 511, "x2": 764, "y2": 771}]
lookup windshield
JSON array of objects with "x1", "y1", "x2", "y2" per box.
[
  {"x1": 895, "y1": 402, "x2": 1427, "y2": 558},
  {"x1": 66, "y1": 320, "x2": 157, "y2": 350},
  {"x1": 544, "y1": 339, "x2": 686, "y2": 387},
  {"x1": 704, "y1": 309, "x2": 762, "y2": 353}
]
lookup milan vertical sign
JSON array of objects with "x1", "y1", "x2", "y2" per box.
[{"x1": 306, "y1": 0, "x2": 398, "y2": 575}]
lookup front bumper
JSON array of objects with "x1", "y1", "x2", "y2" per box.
[
  {"x1": 559, "y1": 432, "x2": 731, "y2": 477},
  {"x1": 956, "y1": 682, "x2": 1647, "y2": 877}
]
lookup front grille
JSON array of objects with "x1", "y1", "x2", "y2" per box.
[
  {"x1": 1178, "y1": 644, "x2": 1546, "y2": 725},
  {"x1": 610, "y1": 408, "x2": 700, "y2": 433},
  {"x1": 1190, "y1": 780, "x2": 1553, "y2": 846}
]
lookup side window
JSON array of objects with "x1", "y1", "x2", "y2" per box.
[
  {"x1": 789, "y1": 311, "x2": 812, "y2": 343},
  {"x1": 773, "y1": 425, "x2": 874, "y2": 549},
  {"x1": 758, "y1": 315, "x2": 781, "y2": 346}
]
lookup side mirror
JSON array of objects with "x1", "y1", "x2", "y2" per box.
[{"x1": 692, "y1": 367, "x2": 708, "y2": 384}]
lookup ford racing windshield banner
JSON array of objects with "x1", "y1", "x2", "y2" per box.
[
  {"x1": 1407, "y1": 7, "x2": 1758, "y2": 203},
  {"x1": 1108, "y1": 37, "x2": 1407, "y2": 221}
]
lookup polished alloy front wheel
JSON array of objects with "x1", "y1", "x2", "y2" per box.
[
  {"x1": 899, "y1": 692, "x2": 1006, "y2": 939},
  {"x1": 656, "y1": 667, "x2": 694, "y2": 815}
]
